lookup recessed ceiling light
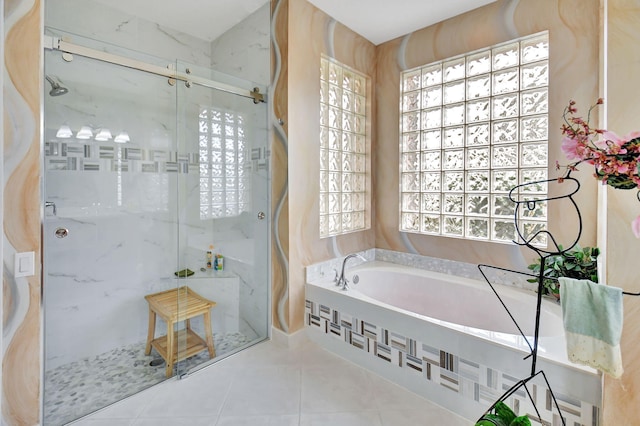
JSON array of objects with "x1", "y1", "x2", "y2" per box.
[
  {"x1": 56, "y1": 125, "x2": 73, "y2": 138},
  {"x1": 114, "y1": 131, "x2": 130, "y2": 143},
  {"x1": 76, "y1": 126, "x2": 93, "y2": 140},
  {"x1": 95, "y1": 128, "x2": 113, "y2": 141}
]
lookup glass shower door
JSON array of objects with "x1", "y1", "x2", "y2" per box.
[
  {"x1": 42, "y1": 43, "x2": 183, "y2": 425},
  {"x1": 174, "y1": 61, "x2": 270, "y2": 376}
]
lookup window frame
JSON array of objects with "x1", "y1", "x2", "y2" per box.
[
  {"x1": 319, "y1": 55, "x2": 371, "y2": 238},
  {"x1": 398, "y1": 32, "x2": 550, "y2": 245}
]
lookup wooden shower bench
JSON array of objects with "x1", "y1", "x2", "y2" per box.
[{"x1": 144, "y1": 286, "x2": 216, "y2": 377}]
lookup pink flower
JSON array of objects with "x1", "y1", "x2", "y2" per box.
[
  {"x1": 596, "y1": 130, "x2": 640, "y2": 152},
  {"x1": 561, "y1": 136, "x2": 583, "y2": 161},
  {"x1": 594, "y1": 131, "x2": 624, "y2": 151},
  {"x1": 616, "y1": 163, "x2": 630, "y2": 174},
  {"x1": 632, "y1": 215, "x2": 640, "y2": 238}
]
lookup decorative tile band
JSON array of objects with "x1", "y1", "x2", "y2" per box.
[
  {"x1": 305, "y1": 300, "x2": 599, "y2": 426},
  {"x1": 45, "y1": 142, "x2": 199, "y2": 173}
]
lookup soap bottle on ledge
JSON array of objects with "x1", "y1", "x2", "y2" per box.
[
  {"x1": 206, "y1": 245, "x2": 214, "y2": 269},
  {"x1": 214, "y1": 252, "x2": 224, "y2": 271}
]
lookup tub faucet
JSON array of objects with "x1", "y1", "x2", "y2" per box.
[{"x1": 336, "y1": 253, "x2": 366, "y2": 290}]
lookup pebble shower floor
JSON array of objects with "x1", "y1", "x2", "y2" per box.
[{"x1": 44, "y1": 332, "x2": 251, "y2": 426}]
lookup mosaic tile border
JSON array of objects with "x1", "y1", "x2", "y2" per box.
[
  {"x1": 45, "y1": 142, "x2": 199, "y2": 173},
  {"x1": 45, "y1": 142, "x2": 268, "y2": 174},
  {"x1": 306, "y1": 300, "x2": 599, "y2": 426}
]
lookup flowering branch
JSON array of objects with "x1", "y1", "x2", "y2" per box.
[{"x1": 559, "y1": 99, "x2": 640, "y2": 238}]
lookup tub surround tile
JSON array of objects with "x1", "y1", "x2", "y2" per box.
[
  {"x1": 306, "y1": 248, "x2": 536, "y2": 292},
  {"x1": 305, "y1": 299, "x2": 599, "y2": 425}
]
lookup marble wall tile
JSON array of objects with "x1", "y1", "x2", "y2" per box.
[
  {"x1": 41, "y1": 47, "x2": 270, "y2": 370},
  {"x1": 45, "y1": 0, "x2": 212, "y2": 68},
  {"x1": 210, "y1": 3, "x2": 271, "y2": 86}
]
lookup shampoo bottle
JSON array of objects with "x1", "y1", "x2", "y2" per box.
[
  {"x1": 206, "y1": 245, "x2": 214, "y2": 269},
  {"x1": 214, "y1": 254, "x2": 224, "y2": 271}
]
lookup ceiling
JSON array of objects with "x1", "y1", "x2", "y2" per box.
[
  {"x1": 94, "y1": 0, "x2": 497, "y2": 45},
  {"x1": 308, "y1": 0, "x2": 497, "y2": 45}
]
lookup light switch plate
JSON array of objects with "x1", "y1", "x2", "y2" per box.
[{"x1": 15, "y1": 251, "x2": 35, "y2": 278}]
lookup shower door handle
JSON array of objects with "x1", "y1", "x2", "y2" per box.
[{"x1": 55, "y1": 228, "x2": 69, "y2": 239}]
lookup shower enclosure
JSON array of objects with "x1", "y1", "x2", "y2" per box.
[{"x1": 42, "y1": 21, "x2": 270, "y2": 426}]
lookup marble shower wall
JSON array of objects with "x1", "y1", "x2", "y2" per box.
[
  {"x1": 45, "y1": 0, "x2": 212, "y2": 68},
  {"x1": 3, "y1": 0, "x2": 42, "y2": 425},
  {"x1": 271, "y1": 0, "x2": 376, "y2": 333},
  {"x1": 208, "y1": 0, "x2": 272, "y2": 345},
  {"x1": 375, "y1": 0, "x2": 600, "y2": 272},
  {"x1": 3, "y1": 0, "x2": 272, "y2": 422}
]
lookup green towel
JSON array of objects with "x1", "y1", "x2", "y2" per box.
[
  {"x1": 174, "y1": 268, "x2": 194, "y2": 278},
  {"x1": 559, "y1": 277, "x2": 623, "y2": 378}
]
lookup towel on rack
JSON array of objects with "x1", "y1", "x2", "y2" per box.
[{"x1": 559, "y1": 277, "x2": 623, "y2": 378}]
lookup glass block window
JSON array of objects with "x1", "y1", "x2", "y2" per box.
[
  {"x1": 199, "y1": 108, "x2": 251, "y2": 219},
  {"x1": 319, "y1": 56, "x2": 370, "y2": 238},
  {"x1": 399, "y1": 32, "x2": 549, "y2": 245}
]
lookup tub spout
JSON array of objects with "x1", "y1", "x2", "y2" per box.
[{"x1": 337, "y1": 253, "x2": 366, "y2": 290}]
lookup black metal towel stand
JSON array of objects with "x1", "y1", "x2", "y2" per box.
[{"x1": 475, "y1": 172, "x2": 639, "y2": 425}]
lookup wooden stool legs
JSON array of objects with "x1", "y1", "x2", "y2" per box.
[
  {"x1": 145, "y1": 306, "x2": 156, "y2": 356},
  {"x1": 165, "y1": 320, "x2": 174, "y2": 377},
  {"x1": 204, "y1": 311, "x2": 216, "y2": 358},
  {"x1": 144, "y1": 287, "x2": 217, "y2": 378}
]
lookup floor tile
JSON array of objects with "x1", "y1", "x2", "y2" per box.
[
  {"x1": 366, "y1": 372, "x2": 435, "y2": 411},
  {"x1": 74, "y1": 338, "x2": 471, "y2": 426},
  {"x1": 88, "y1": 385, "x2": 158, "y2": 420},
  {"x1": 215, "y1": 414, "x2": 300, "y2": 425},
  {"x1": 219, "y1": 366, "x2": 301, "y2": 416},
  {"x1": 72, "y1": 419, "x2": 135, "y2": 426},
  {"x1": 300, "y1": 364, "x2": 378, "y2": 413},
  {"x1": 133, "y1": 417, "x2": 215, "y2": 426},
  {"x1": 300, "y1": 411, "x2": 383, "y2": 426},
  {"x1": 136, "y1": 367, "x2": 234, "y2": 419},
  {"x1": 379, "y1": 408, "x2": 469, "y2": 426}
]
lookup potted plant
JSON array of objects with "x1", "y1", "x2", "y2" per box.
[{"x1": 527, "y1": 245, "x2": 600, "y2": 299}]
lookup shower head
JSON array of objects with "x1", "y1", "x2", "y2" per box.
[{"x1": 45, "y1": 75, "x2": 69, "y2": 96}]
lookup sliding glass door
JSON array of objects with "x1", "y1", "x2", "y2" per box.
[{"x1": 43, "y1": 37, "x2": 269, "y2": 425}]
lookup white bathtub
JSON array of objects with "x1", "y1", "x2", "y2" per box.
[
  {"x1": 349, "y1": 264, "x2": 561, "y2": 338},
  {"x1": 305, "y1": 260, "x2": 601, "y2": 424}
]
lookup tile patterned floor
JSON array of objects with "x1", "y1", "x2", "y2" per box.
[
  {"x1": 68, "y1": 337, "x2": 469, "y2": 426},
  {"x1": 46, "y1": 332, "x2": 252, "y2": 426}
]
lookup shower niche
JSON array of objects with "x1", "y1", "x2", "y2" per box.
[{"x1": 42, "y1": 2, "x2": 271, "y2": 424}]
